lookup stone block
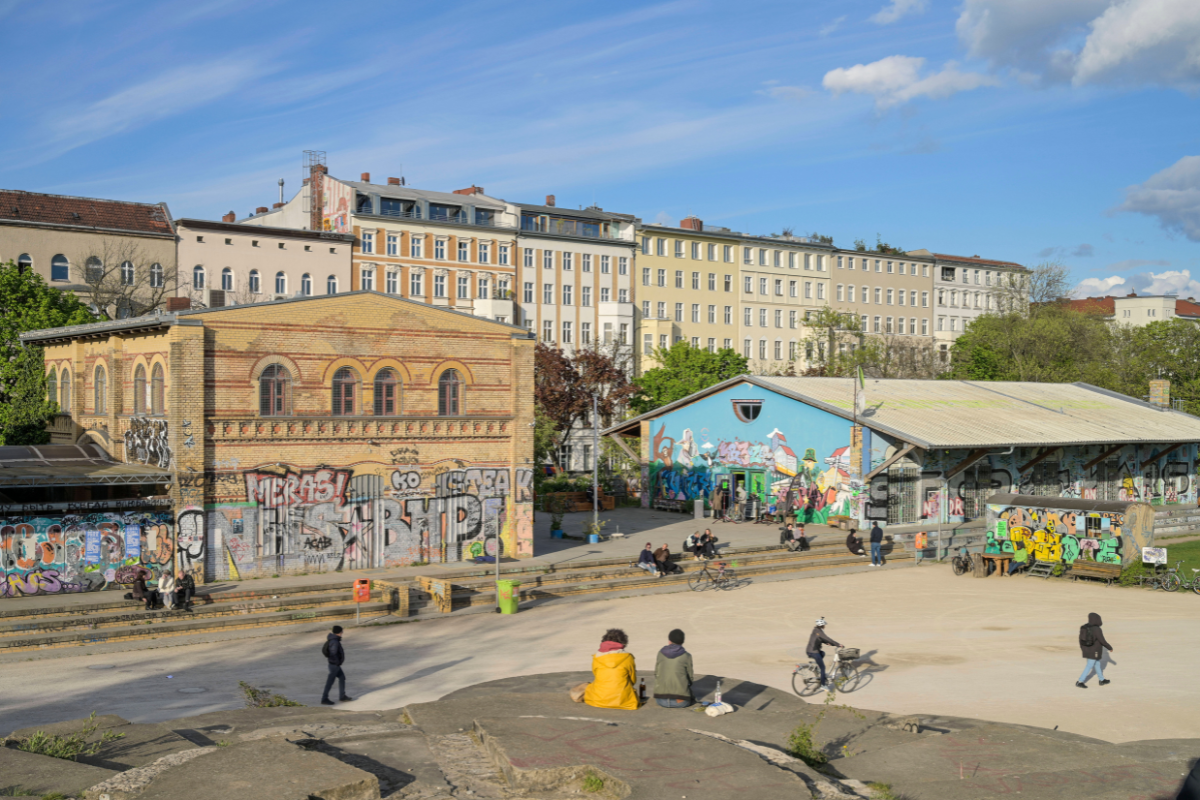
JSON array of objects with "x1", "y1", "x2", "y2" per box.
[{"x1": 0, "y1": 746, "x2": 118, "y2": 795}]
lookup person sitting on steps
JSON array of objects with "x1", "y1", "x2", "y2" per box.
[
  {"x1": 845, "y1": 529, "x2": 866, "y2": 557},
  {"x1": 782, "y1": 522, "x2": 800, "y2": 551},
  {"x1": 654, "y1": 543, "x2": 681, "y2": 575},
  {"x1": 637, "y1": 542, "x2": 662, "y2": 577},
  {"x1": 697, "y1": 530, "x2": 719, "y2": 560}
]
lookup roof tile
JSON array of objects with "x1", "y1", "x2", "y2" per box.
[{"x1": 0, "y1": 190, "x2": 174, "y2": 236}]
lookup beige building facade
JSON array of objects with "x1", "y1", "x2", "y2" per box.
[{"x1": 829, "y1": 250, "x2": 936, "y2": 340}]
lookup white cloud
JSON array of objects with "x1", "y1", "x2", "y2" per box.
[
  {"x1": 820, "y1": 15, "x2": 847, "y2": 36},
  {"x1": 1075, "y1": 268, "x2": 1200, "y2": 298},
  {"x1": 956, "y1": 0, "x2": 1200, "y2": 87},
  {"x1": 870, "y1": 0, "x2": 928, "y2": 25},
  {"x1": 1116, "y1": 156, "x2": 1200, "y2": 241},
  {"x1": 823, "y1": 56, "x2": 999, "y2": 108}
]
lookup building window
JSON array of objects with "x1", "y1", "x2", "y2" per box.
[
  {"x1": 848, "y1": 286, "x2": 855, "y2": 302},
  {"x1": 708, "y1": 304, "x2": 716, "y2": 323},
  {"x1": 57, "y1": 367, "x2": 70, "y2": 414},
  {"x1": 743, "y1": 338, "x2": 752, "y2": 358},
  {"x1": 642, "y1": 237, "x2": 652, "y2": 255},
  {"x1": 805, "y1": 282, "x2": 813, "y2": 299},
  {"x1": 543, "y1": 319, "x2": 553, "y2": 341},
  {"x1": 581, "y1": 254, "x2": 591, "y2": 272},
  {"x1": 937, "y1": 317, "x2": 945, "y2": 331},
  {"x1": 921, "y1": 318, "x2": 929, "y2": 335},
  {"x1": 259, "y1": 364, "x2": 291, "y2": 416},
  {"x1": 542, "y1": 283, "x2": 553, "y2": 305},
  {"x1": 676, "y1": 270, "x2": 684, "y2": 289},
  {"x1": 410, "y1": 272, "x2": 422, "y2": 297},
  {"x1": 362, "y1": 269, "x2": 375, "y2": 292},
  {"x1": 275, "y1": 272, "x2": 287, "y2": 295},
  {"x1": 387, "y1": 234, "x2": 398, "y2": 256},
  {"x1": 675, "y1": 302, "x2": 683, "y2": 322},
  {"x1": 434, "y1": 274, "x2": 446, "y2": 297},
  {"x1": 47, "y1": 254, "x2": 67, "y2": 281},
  {"x1": 386, "y1": 271, "x2": 398, "y2": 294},
  {"x1": 724, "y1": 305, "x2": 732, "y2": 324},
  {"x1": 691, "y1": 303, "x2": 700, "y2": 323},
  {"x1": 658, "y1": 269, "x2": 666, "y2": 287},
  {"x1": 758, "y1": 339, "x2": 767, "y2": 359},
  {"x1": 93, "y1": 365, "x2": 106, "y2": 413},
  {"x1": 601, "y1": 255, "x2": 610, "y2": 273},
  {"x1": 46, "y1": 369, "x2": 56, "y2": 406},
  {"x1": 458, "y1": 241, "x2": 469, "y2": 262},
  {"x1": 619, "y1": 257, "x2": 628, "y2": 275},
  {"x1": 249, "y1": 270, "x2": 260, "y2": 294},
  {"x1": 887, "y1": 289, "x2": 894, "y2": 305},
  {"x1": 543, "y1": 250, "x2": 554, "y2": 270},
  {"x1": 328, "y1": 275, "x2": 339, "y2": 294},
  {"x1": 618, "y1": 288, "x2": 627, "y2": 302},
  {"x1": 873, "y1": 316, "x2": 881, "y2": 333},
  {"x1": 133, "y1": 365, "x2": 147, "y2": 414},
  {"x1": 744, "y1": 307, "x2": 752, "y2": 326},
  {"x1": 192, "y1": 265, "x2": 205, "y2": 290},
  {"x1": 692, "y1": 272, "x2": 700, "y2": 290},
  {"x1": 499, "y1": 244, "x2": 509, "y2": 265},
  {"x1": 301, "y1": 273, "x2": 312, "y2": 296},
  {"x1": 675, "y1": 240, "x2": 685, "y2": 258},
  {"x1": 438, "y1": 369, "x2": 463, "y2": 416},
  {"x1": 562, "y1": 321, "x2": 573, "y2": 343},
  {"x1": 362, "y1": 232, "x2": 374, "y2": 254},
  {"x1": 412, "y1": 238, "x2": 424, "y2": 258},
  {"x1": 147, "y1": 363, "x2": 163, "y2": 414},
  {"x1": 563, "y1": 252, "x2": 573, "y2": 271},
  {"x1": 459, "y1": 274, "x2": 470, "y2": 299},
  {"x1": 789, "y1": 310, "x2": 797, "y2": 328},
  {"x1": 836, "y1": 284, "x2": 844, "y2": 301},
  {"x1": 523, "y1": 282, "x2": 534, "y2": 303},
  {"x1": 759, "y1": 308, "x2": 768, "y2": 327},
  {"x1": 581, "y1": 322, "x2": 591, "y2": 343},
  {"x1": 563, "y1": 284, "x2": 573, "y2": 305},
  {"x1": 874, "y1": 287, "x2": 882, "y2": 304},
  {"x1": 435, "y1": 240, "x2": 447, "y2": 260},
  {"x1": 774, "y1": 340, "x2": 782, "y2": 360},
  {"x1": 642, "y1": 267, "x2": 651, "y2": 286},
  {"x1": 656, "y1": 238, "x2": 667, "y2": 257},
  {"x1": 374, "y1": 369, "x2": 400, "y2": 415},
  {"x1": 817, "y1": 283, "x2": 825, "y2": 300},
  {"x1": 774, "y1": 309, "x2": 782, "y2": 328},
  {"x1": 478, "y1": 277, "x2": 489, "y2": 299}
]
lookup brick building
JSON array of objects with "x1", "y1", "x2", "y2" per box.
[{"x1": 19, "y1": 292, "x2": 535, "y2": 590}]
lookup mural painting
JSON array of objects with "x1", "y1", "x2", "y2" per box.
[
  {"x1": 206, "y1": 464, "x2": 534, "y2": 579},
  {"x1": 1, "y1": 510, "x2": 175, "y2": 597},
  {"x1": 124, "y1": 417, "x2": 172, "y2": 469},
  {"x1": 983, "y1": 502, "x2": 1154, "y2": 567}
]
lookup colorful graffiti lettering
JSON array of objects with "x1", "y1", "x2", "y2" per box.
[{"x1": 986, "y1": 505, "x2": 1125, "y2": 565}]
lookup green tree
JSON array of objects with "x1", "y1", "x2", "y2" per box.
[
  {"x1": 1125, "y1": 319, "x2": 1200, "y2": 414},
  {"x1": 631, "y1": 342, "x2": 749, "y2": 415},
  {"x1": 0, "y1": 261, "x2": 96, "y2": 445}
]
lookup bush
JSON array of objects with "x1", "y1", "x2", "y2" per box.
[
  {"x1": 786, "y1": 721, "x2": 827, "y2": 768},
  {"x1": 4, "y1": 712, "x2": 125, "y2": 761},
  {"x1": 581, "y1": 771, "x2": 605, "y2": 793},
  {"x1": 239, "y1": 681, "x2": 304, "y2": 708}
]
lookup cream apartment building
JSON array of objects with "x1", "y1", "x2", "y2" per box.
[
  {"x1": 829, "y1": 249, "x2": 936, "y2": 345},
  {"x1": 910, "y1": 250, "x2": 1027, "y2": 356}
]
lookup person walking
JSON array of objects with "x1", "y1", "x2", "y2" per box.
[
  {"x1": 321, "y1": 625, "x2": 353, "y2": 705},
  {"x1": 1076, "y1": 612, "x2": 1113, "y2": 688},
  {"x1": 869, "y1": 523, "x2": 884, "y2": 567},
  {"x1": 806, "y1": 617, "x2": 841, "y2": 690},
  {"x1": 653, "y1": 629, "x2": 695, "y2": 708}
]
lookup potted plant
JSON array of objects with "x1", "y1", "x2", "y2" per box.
[
  {"x1": 548, "y1": 494, "x2": 569, "y2": 539},
  {"x1": 583, "y1": 518, "x2": 608, "y2": 543}
]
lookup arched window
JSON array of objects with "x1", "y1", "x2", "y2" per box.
[
  {"x1": 374, "y1": 369, "x2": 400, "y2": 416},
  {"x1": 46, "y1": 369, "x2": 57, "y2": 407},
  {"x1": 222, "y1": 268, "x2": 233, "y2": 291},
  {"x1": 133, "y1": 365, "x2": 147, "y2": 414},
  {"x1": 259, "y1": 364, "x2": 291, "y2": 416},
  {"x1": 332, "y1": 367, "x2": 358, "y2": 416},
  {"x1": 149, "y1": 263, "x2": 163, "y2": 288},
  {"x1": 85, "y1": 256, "x2": 103, "y2": 283},
  {"x1": 192, "y1": 265, "x2": 205, "y2": 290},
  {"x1": 438, "y1": 369, "x2": 463, "y2": 416},
  {"x1": 151, "y1": 363, "x2": 164, "y2": 414},
  {"x1": 275, "y1": 272, "x2": 286, "y2": 295},
  {"x1": 249, "y1": 270, "x2": 260, "y2": 294},
  {"x1": 121, "y1": 261, "x2": 135, "y2": 286},
  {"x1": 327, "y1": 275, "x2": 337, "y2": 295},
  {"x1": 301, "y1": 274, "x2": 312, "y2": 296},
  {"x1": 19, "y1": 253, "x2": 34, "y2": 275},
  {"x1": 60, "y1": 367, "x2": 71, "y2": 413},
  {"x1": 94, "y1": 365, "x2": 107, "y2": 413},
  {"x1": 49, "y1": 254, "x2": 67, "y2": 281}
]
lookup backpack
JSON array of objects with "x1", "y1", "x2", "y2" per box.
[
  {"x1": 1079, "y1": 625, "x2": 1096, "y2": 648},
  {"x1": 321, "y1": 638, "x2": 331, "y2": 659}
]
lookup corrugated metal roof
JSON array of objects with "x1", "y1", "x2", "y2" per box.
[
  {"x1": 756, "y1": 377, "x2": 1200, "y2": 449},
  {"x1": 0, "y1": 444, "x2": 171, "y2": 487}
]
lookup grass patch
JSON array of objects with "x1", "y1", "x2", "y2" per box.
[
  {"x1": 786, "y1": 721, "x2": 827, "y2": 768},
  {"x1": 2, "y1": 712, "x2": 125, "y2": 762},
  {"x1": 238, "y1": 681, "x2": 304, "y2": 708},
  {"x1": 868, "y1": 782, "x2": 901, "y2": 800},
  {"x1": 1159, "y1": 538, "x2": 1200, "y2": 574},
  {"x1": 0, "y1": 788, "x2": 37, "y2": 797},
  {"x1": 581, "y1": 771, "x2": 605, "y2": 793}
]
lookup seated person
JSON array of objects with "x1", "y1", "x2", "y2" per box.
[
  {"x1": 1007, "y1": 543, "x2": 1030, "y2": 575},
  {"x1": 158, "y1": 569, "x2": 177, "y2": 610},
  {"x1": 845, "y1": 530, "x2": 866, "y2": 557},
  {"x1": 654, "y1": 544, "x2": 680, "y2": 575},
  {"x1": 654, "y1": 629, "x2": 694, "y2": 708},
  {"x1": 637, "y1": 542, "x2": 662, "y2": 577},
  {"x1": 796, "y1": 522, "x2": 810, "y2": 551},
  {"x1": 781, "y1": 522, "x2": 798, "y2": 550},
  {"x1": 698, "y1": 530, "x2": 719, "y2": 560},
  {"x1": 131, "y1": 569, "x2": 161, "y2": 610},
  {"x1": 176, "y1": 570, "x2": 196, "y2": 610},
  {"x1": 684, "y1": 531, "x2": 701, "y2": 559},
  {"x1": 584, "y1": 629, "x2": 639, "y2": 710}
]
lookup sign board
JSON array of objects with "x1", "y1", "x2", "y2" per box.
[
  {"x1": 124, "y1": 525, "x2": 141, "y2": 560},
  {"x1": 84, "y1": 529, "x2": 102, "y2": 564},
  {"x1": 995, "y1": 519, "x2": 1008, "y2": 540},
  {"x1": 1142, "y1": 547, "x2": 1167, "y2": 565},
  {"x1": 1149, "y1": 379, "x2": 1170, "y2": 408}
]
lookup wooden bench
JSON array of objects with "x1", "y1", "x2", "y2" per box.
[
  {"x1": 653, "y1": 498, "x2": 685, "y2": 512},
  {"x1": 1070, "y1": 561, "x2": 1122, "y2": 586},
  {"x1": 542, "y1": 491, "x2": 616, "y2": 513}
]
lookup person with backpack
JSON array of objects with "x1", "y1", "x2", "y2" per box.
[
  {"x1": 321, "y1": 625, "x2": 353, "y2": 704},
  {"x1": 869, "y1": 523, "x2": 885, "y2": 566},
  {"x1": 1076, "y1": 612, "x2": 1113, "y2": 688}
]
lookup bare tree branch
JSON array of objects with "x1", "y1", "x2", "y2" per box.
[{"x1": 71, "y1": 238, "x2": 178, "y2": 319}]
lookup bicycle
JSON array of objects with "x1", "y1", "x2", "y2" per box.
[
  {"x1": 792, "y1": 647, "x2": 863, "y2": 696},
  {"x1": 951, "y1": 547, "x2": 972, "y2": 576},
  {"x1": 687, "y1": 560, "x2": 742, "y2": 591},
  {"x1": 1158, "y1": 561, "x2": 1200, "y2": 594}
]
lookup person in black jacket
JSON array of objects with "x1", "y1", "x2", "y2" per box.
[
  {"x1": 869, "y1": 523, "x2": 885, "y2": 566},
  {"x1": 806, "y1": 617, "x2": 841, "y2": 689},
  {"x1": 321, "y1": 625, "x2": 353, "y2": 704},
  {"x1": 176, "y1": 570, "x2": 196, "y2": 611},
  {"x1": 1076, "y1": 612, "x2": 1113, "y2": 688}
]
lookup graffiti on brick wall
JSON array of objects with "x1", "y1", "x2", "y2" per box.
[
  {"x1": 124, "y1": 417, "x2": 172, "y2": 469},
  {"x1": 177, "y1": 509, "x2": 205, "y2": 580},
  {"x1": 1, "y1": 511, "x2": 175, "y2": 597},
  {"x1": 210, "y1": 465, "x2": 534, "y2": 578},
  {"x1": 985, "y1": 505, "x2": 1125, "y2": 565}
]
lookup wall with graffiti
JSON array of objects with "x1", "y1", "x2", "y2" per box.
[
  {"x1": 643, "y1": 381, "x2": 858, "y2": 524},
  {"x1": 202, "y1": 461, "x2": 534, "y2": 579},
  {"x1": 984, "y1": 500, "x2": 1154, "y2": 567},
  {"x1": 1, "y1": 506, "x2": 176, "y2": 597}
]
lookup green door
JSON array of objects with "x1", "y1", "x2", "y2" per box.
[{"x1": 749, "y1": 470, "x2": 767, "y2": 502}]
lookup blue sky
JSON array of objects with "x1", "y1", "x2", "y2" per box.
[{"x1": 2, "y1": 0, "x2": 1198, "y2": 297}]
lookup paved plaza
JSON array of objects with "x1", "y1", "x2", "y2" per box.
[{"x1": 3, "y1": 559, "x2": 1198, "y2": 746}]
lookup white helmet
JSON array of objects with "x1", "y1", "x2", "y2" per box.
[{"x1": 815, "y1": 617, "x2": 827, "y2": 627}]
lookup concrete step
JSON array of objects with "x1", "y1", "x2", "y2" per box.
[{"x1": 0, "y1": 601, "x2": 389, "y2": 652}]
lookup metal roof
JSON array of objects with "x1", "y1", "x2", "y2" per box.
[
  {"x1": 342, "y1": 181, "x2": 508, "y2": 210},
  {"x1": 604, "y1": 376, "x2": 1200, "y2": 450},
  {"x1": 984, "y1": 494, "x2": 1141, "y2": 513},
  {"x1": 0, "y1": 444, "x2": 172, "y2": 488}
]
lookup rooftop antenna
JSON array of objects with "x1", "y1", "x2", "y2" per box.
[{"x1": 278, "y1": 179, "x2": 285, "y2": 204}]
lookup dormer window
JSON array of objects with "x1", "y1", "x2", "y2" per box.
[{"x1": 732, "y1": 399, "x2": 762, "y2": 423}]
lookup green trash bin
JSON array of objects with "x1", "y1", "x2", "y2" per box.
[{"x1": 496, "y1": 579, "x2": 521, "y2": 614}]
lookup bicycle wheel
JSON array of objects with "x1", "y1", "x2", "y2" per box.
[
  {"x1": 836, "y1": 665, "x2": 864, "y2": 693},
  {"x1": 952, "y1": 557, "x2": 968, "y2": 576},
  {"x1": 687, "y1": 570, "x2": 709, "y2": 592},
  {"x1": 792, "y1": 666, "x2": 821, "y2": 697},
  {"x1": 1161, "y1": 573, "x2": 1181, "y2": 592},
  {"x1": 1192, "y1": 578, "x2": 1200, "y2": 596},
  {"x1": 717, "y1": 569, "x2": 740, "y2": 590}
]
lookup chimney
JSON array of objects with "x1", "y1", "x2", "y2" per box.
[
  {"x1": 361, "y1": 172, "x2": 370, "y2": 183},
  {"x1": 222, "y1": 211, "x2": 236, "y2": 223},
  {"x1": 303, "y1": 178, "x2": 310, "y2": 186},
  {"x1": 454, "y1": 185, "x2": 484, "y2": 195},
  {"x1": 165, "y1": 297, "x2": 191, "y2": 312},
  {"x1": 273, "y1": 202, "x2": 285, "y2": 209},
  {"x1": 388, "y1": 177, "x2": 401, "y2": 186},
  {"x1": 1127, "y1": 292, "x2": 1137, "y2": 298},
  {"x1": 256, "y1": 206, "x2": 269, "y2": 215},
  {"x1": 680, "y1": 216, "x2": 703, "y2": 231},
  {"x1": 545, "y1": 194, "x2": 556, "y2": 207}
]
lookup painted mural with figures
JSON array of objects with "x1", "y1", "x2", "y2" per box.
[
  {"x1": 643, "y1": 382, "x2": 861, "y2": 524},
  {"x1": 984, "y1": 501, "x2": 1154, "y2": 567},
  {"x1": 1, "y1": 508, "x2": 176, "y2": 597}
]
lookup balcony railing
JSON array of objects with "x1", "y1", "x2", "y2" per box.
[
  {"x1": 520, "y1": 216, "x2": 620, "y2": 240},
  {"x1": 362, "y1": 206, "x2": 516, "y2": 230}
]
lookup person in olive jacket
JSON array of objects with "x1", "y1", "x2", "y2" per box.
[
  {"x1": 653, "y1": 629, "x2": 694, "y2": 708},
  {"x1": 1076, "y1": 612, "x2": 1113, "y2": 688}
]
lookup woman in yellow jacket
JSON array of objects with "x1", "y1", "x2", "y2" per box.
[{"x1": 583, "y1": 629, "x2": 639, "y2": 710}]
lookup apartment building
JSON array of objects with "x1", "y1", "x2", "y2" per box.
[
  {"x1": 909, "y1": 250, "x2": 1027, "y2": 354},
  {"x1": 1065, "y1": 293, "x2": 1200, "y2": 326},
  {"x1": 175, "y1": 217, "x2": 353, "y2": 306},
  {"x1": 829, "y1": 250, "x2": 936, "y2": 342}
]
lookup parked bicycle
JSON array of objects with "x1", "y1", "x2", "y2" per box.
[
  {"x1": 792, "y1": 647, "x2": 863, "y2": 696},
  {"x1": 687, "y1": 560, "x2": 745, "y2": 592},
  {"x1": 1157, "y1": 560, "x2": 1200, "y2": 594},
  {"x1": 951, "y1": 547, "x2": 972, "y2": 576}
]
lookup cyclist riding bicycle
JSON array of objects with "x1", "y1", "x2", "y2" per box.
[{"x1": 806, "y1": 617, "x2": 841, "y2": 689}]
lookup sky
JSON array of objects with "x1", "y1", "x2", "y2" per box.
[{"x1": 1, "y1": 0, "x2": 1198, "y2": 298}]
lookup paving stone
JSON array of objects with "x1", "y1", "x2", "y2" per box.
[{"x1": 84, "y1": 747, "x2": 216, "y2": 800}]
